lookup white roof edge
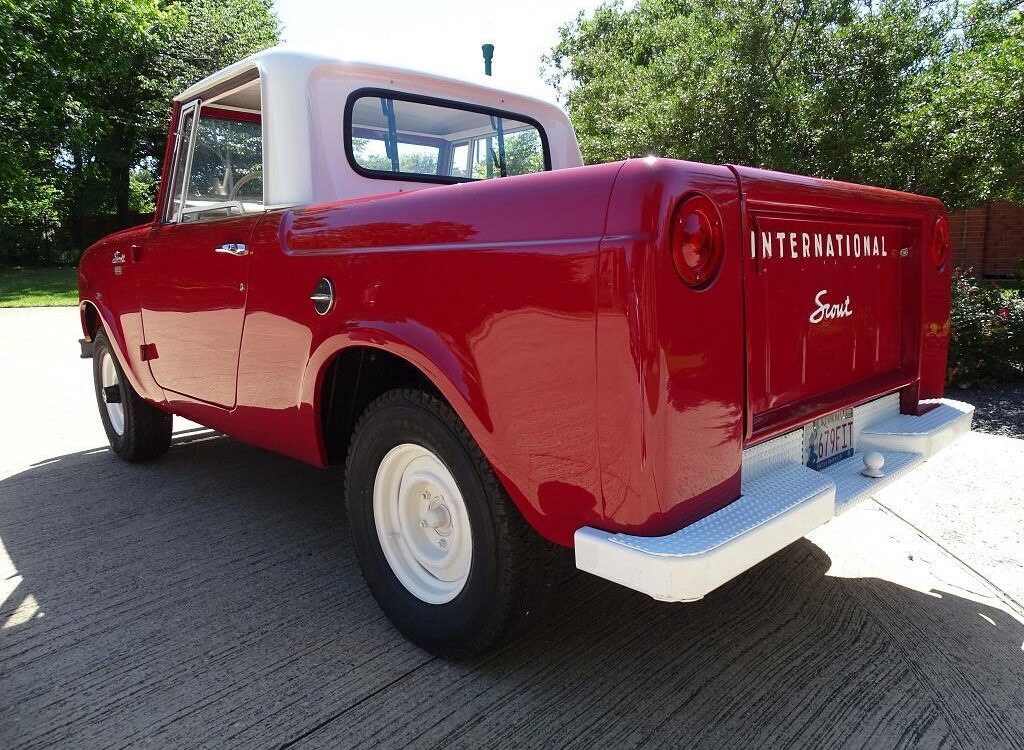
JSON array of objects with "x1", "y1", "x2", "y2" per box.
[
  {"x1": 173, "y1": 48, "x2": 324, "y2": 101},
  {"x1": 173, "y1": 46, "x2": 565, "y2": 116}
]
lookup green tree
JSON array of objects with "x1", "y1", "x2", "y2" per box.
[
  {"x1": 0, "y1": 0, "x2": 73, "y2": 222},
  {"x1": 897, "y1": 1, "x2": 1024, "y2": 207},
  {"x1": 85, "y1": 0, "x2": 280, "y2": 225},
  {"x1": 544, "y1": 0, "x2": 1023, "y2": 209},
  {"x1": 0, "y1": 0, "x2": 279, "y2": 243},
  {"x1": 504, "y1": 129, "x2": 544, "y2": 176}
]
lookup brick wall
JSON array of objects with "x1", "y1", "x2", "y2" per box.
[{"x1": 949, "y1": 201, "x2": 1024, "y2": 277}]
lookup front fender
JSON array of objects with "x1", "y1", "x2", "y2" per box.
[
  {"x1": 78, "y1": 224, "x2": 163, "y2": 404},
  {"x1": 78, "y1": 297, "x2": 164, "y2": 403}
]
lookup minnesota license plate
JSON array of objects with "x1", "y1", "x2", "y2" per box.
[{"x1": 804, "y1": 408, "x2": 854, "y2": 470}]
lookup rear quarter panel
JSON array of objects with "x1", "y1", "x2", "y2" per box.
[{"x1": 597, "y1": 159, "x2": 745, "y2": 535}]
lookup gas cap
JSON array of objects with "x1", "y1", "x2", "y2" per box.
[{"x1": 310, "y1": 278, "x2": 334, "y2": 316}]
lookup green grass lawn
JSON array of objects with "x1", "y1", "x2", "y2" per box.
[{"x1": 0, "y1": 266, "x2": 78, "y2": 307}]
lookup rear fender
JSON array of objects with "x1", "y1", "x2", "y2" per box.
[
  {"x1": 303, "y1": 322, "x2": 491, "y2": 458},
  {"x1": 303, "y1": 324, "x2": 566, "y2": 543}
]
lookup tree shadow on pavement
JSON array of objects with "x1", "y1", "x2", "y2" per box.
[{"x1": 1, "y1": 433, "x2": 1022, "y2": 750}]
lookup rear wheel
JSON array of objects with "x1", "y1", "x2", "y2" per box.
[
  {"x1": 345, "y1": 388, "x2": 552, "y2": 658},
  {"x1": 92, "y1": 329, "x2": 172, "y2": 462}
]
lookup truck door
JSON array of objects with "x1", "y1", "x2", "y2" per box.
[
  {"x1": 138, "y1": 102, "x2": 266, "y2": 409},
  {"x1": 140, "y1": 215, "x2": 260, "y2": 408}
]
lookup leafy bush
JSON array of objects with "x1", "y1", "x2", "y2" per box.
[{"x1": 948, "y1": 269, "x2": 1024, "y2": 386}]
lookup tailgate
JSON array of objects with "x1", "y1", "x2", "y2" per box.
[{"x1": 734, "y1": 166, "x2": 944, "y2": 441}]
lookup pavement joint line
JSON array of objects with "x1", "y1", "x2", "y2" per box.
[{"x1": 276, "y1": 656, "x2": 439, "y2": 749}]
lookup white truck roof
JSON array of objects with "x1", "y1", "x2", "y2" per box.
[{"x1": 174, "y1": 47, "x2": 583, "y2": 207}]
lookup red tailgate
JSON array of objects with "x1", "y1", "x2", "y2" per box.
[{"x1": 733, "y1": 166, "x2": 946, "y2": 442}]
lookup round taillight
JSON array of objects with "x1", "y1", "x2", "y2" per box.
[
  {"x1": 931, "y1": 215, "x2": 949, "y2": 269},
  {"x1": 670, "y1": 195, "x2": 723, "y2": 288}
]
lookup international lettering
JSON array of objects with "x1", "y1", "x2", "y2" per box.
[{"x1": 750, "y1": 230, "x2": 888, "y2": 261}]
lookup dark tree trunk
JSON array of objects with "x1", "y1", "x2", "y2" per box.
[
  {"x1": 69, "y1": 148, "x2": 85, "y2": 252},
  {"x1": 112, "y1": 162, "x2": 131, "y2": 230},
  {"x1": 110, "y1": 121, "x2": 132, "y2": 229}
]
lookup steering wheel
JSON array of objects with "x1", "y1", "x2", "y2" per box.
[{"x1": 228, "y1": 170, "x2": 263, "y2": 205}]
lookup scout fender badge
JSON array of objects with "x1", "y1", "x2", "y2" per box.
[
  {"x1": 809, "y1": 289, "x2": 853, "y2": 324},
  {"x1": 112, "y1": 250, "x2": 126, "y2": 265}
]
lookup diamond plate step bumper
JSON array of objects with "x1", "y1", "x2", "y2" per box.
[{"x1": 574, "y1": 397, "x2": 974, "y2": 602}]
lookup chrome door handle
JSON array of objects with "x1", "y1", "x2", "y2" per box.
[{"x1": 214, "y1": 243, "x2": 248, "y2": 256}]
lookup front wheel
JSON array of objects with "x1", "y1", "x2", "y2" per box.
[
  {"x1": 92, "y1": 329, "x2": 172, "y2": 462},
  {"x1": 345, "y1": 388, "x2": 552, "y2": 658}
]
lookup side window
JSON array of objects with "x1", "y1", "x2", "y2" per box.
[
  {"x1": 449, "y1": 142, "x2": 470, "y2": 178},
  {"x1": 468, "y1": 130, "x2": 545, "y2": 179},
  {"x1": 346, "y1": 92, "x2": 549, "y2": 183},
  {"x1": 182, "y1": 113, "x2": 263, "y2": 222},
  {"x1": 165, "y1": 105, "x2": 263, "y2": 224}
]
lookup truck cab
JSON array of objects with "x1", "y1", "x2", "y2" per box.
[
  {"x1": 79, "y1": 48, "x2": 973, "y2": 658},
  {"x1": 167, "y1": 48, "x2": 581, "y2": 212}
]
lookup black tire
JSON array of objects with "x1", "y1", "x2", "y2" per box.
[
  {"x1": 92, "y1": 328, "x2": 172, "y2": 462},
  {"x1": 345, "y1": 388, "x2": 553, "y2": 658}
]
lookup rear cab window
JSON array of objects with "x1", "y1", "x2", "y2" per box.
[{"x1": 344, "y1": 89, "x2": 550, "y2": 184}]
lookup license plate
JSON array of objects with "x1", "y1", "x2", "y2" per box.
[{"x1": 804, "y1": 408, "x2": 854, "y2": 470}]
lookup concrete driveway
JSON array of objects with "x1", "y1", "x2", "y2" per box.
[{"x1": 2, "y1": 308, "x2": 1023, "y2": 749}]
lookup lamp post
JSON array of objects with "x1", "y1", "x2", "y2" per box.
[{"x1": 481, "y1": 42, "x2": 494, "y2": 76}]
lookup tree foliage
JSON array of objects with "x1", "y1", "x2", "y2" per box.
[
  {"x1": 0, "y1": 0, "x2": 279, "y2": 230},
  {"x1": 545, "y1": 0, "x2": 1024, "y2": 209}
]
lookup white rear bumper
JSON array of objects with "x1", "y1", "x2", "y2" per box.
[{"x1": 574, "y1": 397, "x2": 974, "y2": 602}]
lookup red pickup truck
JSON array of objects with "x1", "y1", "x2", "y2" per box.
[{"x1": 78, "y1": 50, "x2": 973, "y2": 657}]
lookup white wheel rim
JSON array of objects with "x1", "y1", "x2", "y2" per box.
[
  {"x1": 373, "y1": 444, "x2": 472, "y2": 604},
  {"x1": 100, "y1": 350, "x2": 125, "y2": 436}
]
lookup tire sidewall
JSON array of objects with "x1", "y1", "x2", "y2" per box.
[
  {"x1": 92, "y1": 331, "x2": 130, "y2": 454},
  {"x1": 346, "y1": 397, "x2": 505, "y2": 650}
]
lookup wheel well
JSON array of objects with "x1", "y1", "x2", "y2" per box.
[
  {"x1": 320, "y1": 347, "x2": 439, "y2": 465},
  {"x1": 82, "y1": 302, "x2": 100, "y2": 340}
]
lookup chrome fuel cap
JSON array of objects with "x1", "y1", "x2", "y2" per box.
[{"x1": 310, "y1": 278, "x2": 334, "y2": 315}]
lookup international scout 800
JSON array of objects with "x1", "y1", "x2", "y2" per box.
[{"x1": 78, "y1": 50, "x2": 974, "y2": 657}]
